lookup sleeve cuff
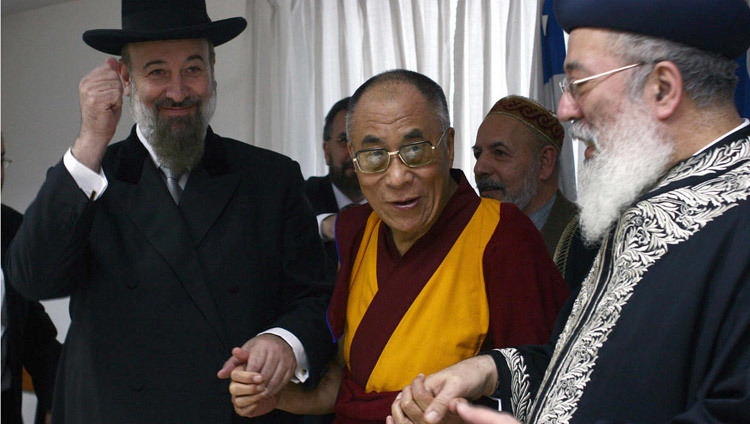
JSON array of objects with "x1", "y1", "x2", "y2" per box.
[
  {"x1": 316, "y1": 213, "x2": 336, "y2": 240},
  {"x1": 63, "y1": 148, "x2": 108, "y2": 200},
  {"x1": 259, "y1": 327, "x2": 310, "y2": 383},
  {"x1": 481, "y1": 349, "x2": 509, "y2": 404}
]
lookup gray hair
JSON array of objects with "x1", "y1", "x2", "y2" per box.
[{"x1": 608, "y1": 31, "x2": 738, "y2": 108}]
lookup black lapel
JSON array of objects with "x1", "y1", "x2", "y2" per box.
[
  {"x1": 178, "y1": 129, "x2": 241, "y2": 247},
  {"x1": 107, "y1": 128, "x2": 230, "y2": 349}
]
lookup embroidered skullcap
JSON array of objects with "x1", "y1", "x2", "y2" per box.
[
  {"x1": 554, "y1": 0, "x2": 750, "y2": 60},
  {"x1": 485, "y1": 96, "x2": 565, "y2": 150}
]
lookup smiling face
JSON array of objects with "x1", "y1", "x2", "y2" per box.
[
  {"x1": 473, "y1": 114, "x2": 541, "y2": 211},
  {"x1": 557, "y1": 28, "x2": 640, "y2": 160},
  {"x1": 557, "y1": 28, "x2": 675, "y2": 244},
  {"x1": 348, "y1": 82, "x2": 456, "y2": 253},
  {"x1": 121, "y1": 38, "x2": 216, "y2": 172}
]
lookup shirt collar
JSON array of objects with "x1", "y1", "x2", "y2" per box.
[
  {"x1": 693, "y1": 118, "x2": 749, "y2": 156},
  {"x1": 331, "y1": 182, "x2": 367, "y2": 210},
  {"x1": 528, "y1": 193, "x2": 556, "y2": 230}
]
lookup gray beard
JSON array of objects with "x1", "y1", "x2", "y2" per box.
[
  {"x1": 130, "y1": 82, "x2": 216, "y2": 174},
  {"x1": 475, "y1": 156, "x2": 539, "y2": 211},
  {"x1": 572, "y1": 99, "x2": 675, "y2": 245}
]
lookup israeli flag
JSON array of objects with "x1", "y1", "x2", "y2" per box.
[
  {"x1": 540, "y1": 0, "x2": 581, "y2": 201},
  {"x1": 736, "y1": 51, "x2": 750, "y2": 118}
]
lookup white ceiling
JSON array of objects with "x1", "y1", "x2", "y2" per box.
[{"x1": 2, "y1": 0, "x2": 74, "y2": 15}]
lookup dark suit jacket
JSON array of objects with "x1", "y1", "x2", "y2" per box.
[
  {"x1": 304, "y1": 175, "x2": 340, "y2": 263},
  {"x1": 7, "y1": 127, "x2": 335, "y2": 424},
  {"x1": 2, "y1": 204, "x2": 61, "y2": 424},
  {"x1": 540, "y1": 191, "x2": 578, "y2": 257},
  {"x1": 553, "y1": 215, "x2": 599, "y2": 294}
]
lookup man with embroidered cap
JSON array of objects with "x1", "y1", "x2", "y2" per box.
[
  {"x1": 228, "y1": 70, "x2": 570, "y2": 423},
  {"x1": 6, "y1": 0, "x2": 334, "y2": 422},
  {"x1": 473, "y1": 95, "x2": 576, "y2": 257},
  {"x1": 389, "y1": 0, "x2": 750, "y2": 423}
]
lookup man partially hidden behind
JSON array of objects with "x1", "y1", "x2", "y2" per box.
[
  {"x1": 390, "y1": 0, "x2": 750, "y2": 423},
  {"x1": 473, "y1": 95, "x2": 575, "y2": 256},
  {"x1": 2, "y1": 138, "x2": 61, "y2": 424},
  {"x1": 306, "y1": 97, "x2": 366, "y2": 262},
  {"x1": 228, "y1": 70, "x2": 570, "y2": 422},
  {"x1": 7, "y1": 1, "x2": 334, "y2": 422}
]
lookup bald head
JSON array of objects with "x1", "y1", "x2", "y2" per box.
[{"x1": 346, "y1": 69, "x2": 449, "y2": 136}]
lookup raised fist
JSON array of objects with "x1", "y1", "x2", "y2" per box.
[{"x1": 72, "y1": 58, "x2": 124, "y2": 171}]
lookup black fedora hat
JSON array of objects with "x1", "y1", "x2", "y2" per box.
[{"x1": 83, "y1": 0, "x2": 247, "y2": 55}]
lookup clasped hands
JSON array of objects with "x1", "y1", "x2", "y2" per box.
[
  {"x1": 217, "y1": 333, "x2": 296, "y2": 417},
  {"x1": 388, "y1": 356, "x2": 521, "y2": 424}
]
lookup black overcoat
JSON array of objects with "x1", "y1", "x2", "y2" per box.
[{"x1": 8, "y1": 126, "x2": 336, "y2": 423}]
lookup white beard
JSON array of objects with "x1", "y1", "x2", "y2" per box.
[{"x1": 572, "y1": 99, "x2": 675, "y2": 245}]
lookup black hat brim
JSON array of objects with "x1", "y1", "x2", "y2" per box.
[{"x1": 83, "y1": 17, "x2": 247, "y2": 55}]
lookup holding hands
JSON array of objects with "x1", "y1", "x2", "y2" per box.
[
  {"x1": 389, "y1": 355, "x2": 503, "y2": 424},
  {"x1": 217, "y1": 334, "x2": 297, "y2": 416}
]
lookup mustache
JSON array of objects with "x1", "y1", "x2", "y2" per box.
[
  {"x1": 569, "y1": 121, "x2": 598, "y2": 147},
  {"x1": 476, "y1": 176, "x2": 505, "y2": 193},
  {"x1": 154, "y1": 97, "x2": 202, "y2": 109}
]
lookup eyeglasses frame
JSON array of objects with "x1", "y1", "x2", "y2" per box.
[
  {"x1": 350, "y1": 128, "x2": 449, "y2": 174},
  {"x1": 559, "y1": 63, "x2": 643, "y2": 99}
]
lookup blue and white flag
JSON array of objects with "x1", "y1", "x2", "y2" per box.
[{"x1": 540, "y1": 0, "x2": 580, "y2": 201}]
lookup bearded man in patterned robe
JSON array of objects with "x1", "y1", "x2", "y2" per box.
[{"x1": 389, "y1": 0, "x2": 750, "y2": 423}]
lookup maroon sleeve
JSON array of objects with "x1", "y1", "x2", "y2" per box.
[
  {"x1": 483, "y1": 203, "x2": 570, "y2": 348},
  {"x1": 326, "y1": 204, "x2": 373, "y2": 341}
]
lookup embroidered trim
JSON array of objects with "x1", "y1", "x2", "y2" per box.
[
  {"x1": 500, "y1": 348, "x2": 532, "y2": 423},
  {"x1": 657, "y1": 137, "x2": 749, "y2": 190},
  {"x1": 552, "y1": 215, "x2": 579, "y2": 276},
  {"x1": 528, "y1": 140, "x2": 749, "y2": 424}
]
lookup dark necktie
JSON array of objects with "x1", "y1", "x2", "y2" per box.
[{"x1": 162, "y1": 167, "x2": 183, "y2": 204}]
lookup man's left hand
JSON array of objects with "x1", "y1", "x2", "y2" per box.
[{"x1": 218, "y1": 334, "x2": 297, "y2": 397}]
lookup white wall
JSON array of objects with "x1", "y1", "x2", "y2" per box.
[
  {"x1": 1, "y1": 1, "x2": 252, "y2": 421},
  {"x1": 2, "y1": 0, "x2": 252, "y2": 211}
]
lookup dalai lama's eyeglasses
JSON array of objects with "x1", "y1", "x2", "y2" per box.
[{"x1": 351, "y1": 129, "x2": 448, "y2": 174}]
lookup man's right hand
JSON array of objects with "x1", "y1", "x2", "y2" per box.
[{"x1": 72, "y1": 58, "x2": 123, "y2": 172}]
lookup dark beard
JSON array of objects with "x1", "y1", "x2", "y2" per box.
[
  {"x1": 130, "y1": 81, "x2": 216, "y2": 174},
  {"x1": 329, "y1": 162, "x2": 360, "y2": 196},
  {"x1": 149, "y1": 97, "x2": 207, "y2": 174}
]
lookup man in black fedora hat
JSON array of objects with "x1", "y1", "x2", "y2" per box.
[
  {"x1": 389, "y1": 0, "x2": 750, "y2": 423},
  {"x1": 6, "y1": 0, "x2": 335, "y2": 422}
]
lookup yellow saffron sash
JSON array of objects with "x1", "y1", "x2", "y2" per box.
[{"x1": 343, "y1": 199, "x2": 501, "y2": 392}]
